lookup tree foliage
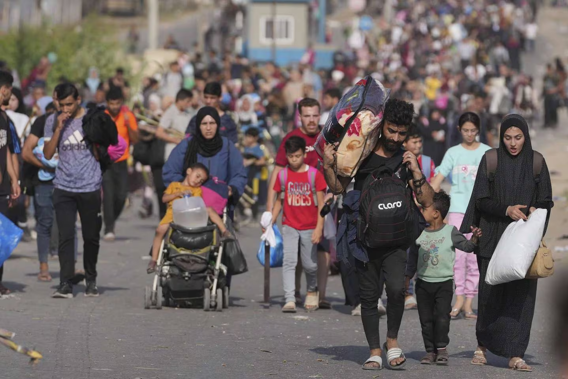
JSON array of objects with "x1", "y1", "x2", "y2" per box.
[{"x1": 0, "y1": 16, "x2": 128, "y2": 90}]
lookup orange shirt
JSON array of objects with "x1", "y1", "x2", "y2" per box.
[{"x1": 105, "y1": 106, "x2": 138, "y2": 162}]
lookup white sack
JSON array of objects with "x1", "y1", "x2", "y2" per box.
[{"x1": 485, "y1": 208, "x2": 547, "y2": 285}]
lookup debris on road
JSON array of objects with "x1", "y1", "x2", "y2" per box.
[{"x1": 0, "y1": 328, "x2": 42, "y2": 365}]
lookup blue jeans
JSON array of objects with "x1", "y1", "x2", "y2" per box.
[{"x1": 34, "y1": 183, "x2": 77, "y2": 264}]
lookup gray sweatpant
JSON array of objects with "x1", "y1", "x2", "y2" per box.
[{"x1": 282, "y1": 225, "x2": 317, "y2": 303}]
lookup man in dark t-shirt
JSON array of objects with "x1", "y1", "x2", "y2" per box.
[
  {"x1": 0, "y1": 70, "x2": 20, "y2": 295},
  {"x1": 322, "y1": 99, "x2": 435, "y2": 370}
]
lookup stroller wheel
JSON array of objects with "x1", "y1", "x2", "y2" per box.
[
  {"x1": 144, "y1": 286, "x2": 152, "y2": 309},
  {"x1": 155, "y1": 287, "x2": 163, "y2": 310},
  {"x1": 223, "y1": 287, "x2": 229, "y2": 309},
  {"x1": 216, "y1": 288, "x2": 223, "y2": 312},
  {"x1": 203, "y1": 288, "x2": 211, "y2": 311}
]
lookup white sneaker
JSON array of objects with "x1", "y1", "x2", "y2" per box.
[
  {"x1": 103, "y1": 232, "x2": 115, "y2": 242},
  {"x1": 351, "y1": 304, "x2": 361, "y2": 316},
  {"x1": 377, "y1": 298, "x2": 387, "y2": 317}
]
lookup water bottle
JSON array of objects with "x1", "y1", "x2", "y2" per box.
[{"x1": 172, "y1": 195, "x2": 208, "y2": 228}]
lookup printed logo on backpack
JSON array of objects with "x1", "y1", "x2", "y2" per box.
[{"x1": 357, "y1": 165, "x2": 415, "y2": 249}]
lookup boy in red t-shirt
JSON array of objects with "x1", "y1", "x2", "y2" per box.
[{"x1": 270, "y1": 136, "x2": 326, "y2": 313}]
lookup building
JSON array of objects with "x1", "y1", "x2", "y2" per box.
[{"x1": 245, "y1": 0, "x2": 334, "y2": 69}]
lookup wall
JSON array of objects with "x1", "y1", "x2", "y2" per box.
[{"x1": 0, "y1": 0, "x2": 83, "y2": 32}]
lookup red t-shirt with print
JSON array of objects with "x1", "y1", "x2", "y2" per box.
[
  {"x1": 275, "y1": 128, "x2": 320, "y2": 170},
  {"x1": 274, "y1": 166, "x2": 327, "y2": 230}
]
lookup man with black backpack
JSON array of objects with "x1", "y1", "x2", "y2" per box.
[
  {"x1": 43, "y1": 83, "x2": 107, "y2": 299},
  {"x1": 324, "y1": 98, "x2": 435, "y2": 370}
]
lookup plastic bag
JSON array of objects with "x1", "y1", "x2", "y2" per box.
[
  {"x1": 257, "y1": 225, "x2": 284, "y2": 267},
  {"x1": 323, "y1": 212, "x2": 337, "y2": 239},
  {"x1": 315, "y1": 76, "x2": 390, "y2": 177},
  {"x1": 485, "y1": 208, "x2": 547, "y2": 285},
  {"x1": 0, "y1": 213, "x2": 23, "y2": 267},
  {"x1": 221, "y1": 218, "x2": 248, "y2": 275}
]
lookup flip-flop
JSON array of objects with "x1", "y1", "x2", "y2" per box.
[
  {"x1": 304, "y1": 292, "x2": 319, "y2": 312},
  {"x1": 0, "y1": 284, "x2": 11, "y2": 295},
  {"x1": 362, "y1": 355, "x2": 383, "y2": 370},
  {"x1": 282, "y1": 302, "x2": 297, "y2": 313},
  {"x1": 464, "y1": 311, "x2": 478, "y2": 320},
  {"x1": 383, "y1": 342, "x2": 407, "y2": 370},
  {"x1": 37, "y1": 271, "x2": 52, "y2": 282},
  {"x1": 450, "y1": 308, "x2": 462, "y2": 319},
  {"x1": 319, "y1": 299, "x2": 331, "y2": 309}
]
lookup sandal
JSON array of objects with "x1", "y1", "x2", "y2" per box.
[
  {"x1": 404, "y1": 295, "x2": 417, "y2": 310},
  {"x1": 304, "y1": 292, "x2": 319, "y2": 311},
  {"x1": 471, "y1": 349, "x2": 487, "y2": 365},
  {"x1": 450, "y1": 308, "x2": 462, "y2": 319},
  {"x1": 0, "y1": 283, "x2": 11, "y2": 295},
  {"x1": 436, "y1": 349, "x2": 449, "y2": 365},
  {"x1": 319, "y1": 299, "x2": 331, "y2": 309},
  {"x1": 421, "y1": 352, "x2": 437, "y2": 365},
  {"x1": 282, "y1": 301, "x2": 297, "y2": 313},
  {"x1": 37, "y1": 271, "x2": 52, "y2": 282},
  {"x1": 464, "y1": 311, "x2": 478, "y2": 320},
  {"x1": 510, "y1": 358, "x2": 532, "y2": 372},
  {"x1": 362, "y1": 356, "x2": 383, "y2": 370},
  {"x1": 383, "y1": 342, "x2": 407, "y2": 370}
]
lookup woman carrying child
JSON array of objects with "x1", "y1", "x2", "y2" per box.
[
  {"x1": 430, "y1": 112, "x2": 491, "y2": 319},
  {"x1": 460, "y1": 113, "x2": 553, "y2": 372}
]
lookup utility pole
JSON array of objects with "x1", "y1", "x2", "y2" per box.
[{"x1": 148, "y1": 0, "x2": 159, "y2": 50}]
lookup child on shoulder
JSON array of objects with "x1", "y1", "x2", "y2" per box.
[
  {"x1": 407, "y1": 190, "x2": 482, "y2": 365},
  {"x1": 147, "y1": 162, "x2": 229, "y2": 274},
  {"x1": 269, "y1": 136, "x2": 326, "y2": 313}
]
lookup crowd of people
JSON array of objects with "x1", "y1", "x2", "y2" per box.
[{"x1": 0, "y1": 0, "x2": 563, "y2": 373}]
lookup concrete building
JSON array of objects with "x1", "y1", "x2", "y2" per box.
[{"x1": 245, "y1": 0, "x2": 334, "y2": 69}]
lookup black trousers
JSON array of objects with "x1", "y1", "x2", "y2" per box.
[
  {"x1": 53, "y1": 188, "x2": 102, "y2": 284},
  {"x1": 102, "y1": 160, "x2": 129, "y2": 234},
  {"x1": 356, "y1": 248, "x2": 407, "y2": 349},
  {"x1": 151, "y1": 166, "x2": 167, "y2": 219},
  {"x1": 415, "y1": 279, "x2": 453, "y2": 352}
]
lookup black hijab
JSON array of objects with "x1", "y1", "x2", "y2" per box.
[
  {"x1": 183, "y1": 106, "x2": 223, "y2": 172},
  {"x1": 460, "y1": 114, "x2": 553, "y2": 254}
]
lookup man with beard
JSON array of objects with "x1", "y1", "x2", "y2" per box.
[
  {"x1": 323, "y1": 99, "x2": 435, "y2": 370},
  {"x1": 0, "y1": 70, "x2": 21, "y2": 295},
  {"x1": 102, "y1": 87, "x2": 138, "y2": 242},
  {"x1": 267, "y1": 97, "x2": 333, "y2": 308},
  {"x1": 267, "y1": 97, "x2": 321, "y2": 211}
]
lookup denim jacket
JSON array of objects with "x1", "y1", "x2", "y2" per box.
[{"x1": 336, "y1": 190, "x2": 370, "y2": 264}]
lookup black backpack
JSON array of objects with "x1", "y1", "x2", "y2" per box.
[{"x1": 357, "y1": 165, "x2": 416, "y2": 249}]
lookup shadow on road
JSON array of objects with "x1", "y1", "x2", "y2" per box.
[
  {"x1": 310, "y1": 345, "x2": 369, "y2": 365},
  {"x1": 1, "y1": 281, "x2": 27, "y2": 293}
]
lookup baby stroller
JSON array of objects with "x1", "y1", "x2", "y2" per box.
[{"x1": 144, "y1": 211, "x2": 229, "y2": 311}]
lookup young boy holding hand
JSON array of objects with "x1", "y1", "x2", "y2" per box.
[
  {"x1": 270, "y1": 136, "x2": 326, "y2": 313},
  {"x1": 408, "y1": 190, "x2": 482, "y2": 365}
]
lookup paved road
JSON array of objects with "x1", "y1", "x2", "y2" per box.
[{"x1": 0, "y1": 194, "x2": 563, "y2": 379}]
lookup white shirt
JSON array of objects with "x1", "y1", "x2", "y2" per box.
[
  {"x1": 160, "y1": 104, "x2": 193, "y2": 160},
  {"x1": 6, "y1": 110, "x2": 30, "y2": 145},
  {"x1": 525, "y1": 23, "x2": 538, "y2": 39}
]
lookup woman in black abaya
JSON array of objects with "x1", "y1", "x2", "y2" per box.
[{"x1": 460, "y1": 113, "x2": 553, "y2": 372}]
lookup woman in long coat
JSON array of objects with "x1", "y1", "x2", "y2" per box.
[{"x1": 460, "y1": 113, "x2": 553, "y2": 372}]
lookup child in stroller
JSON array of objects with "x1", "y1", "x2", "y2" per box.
[{"x1": 147, "y1": 162, "x2": 230, "y2": 274}]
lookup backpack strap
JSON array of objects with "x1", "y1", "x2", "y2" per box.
[
  {"x1": 485, "y1": 149, "x2": 498, "y2": 182},
  {"x1": 308, "y1": 166, "x2": 318, "y2": 206},
  {"x1": 421, "y1": 155, "x2": 431, "y2": 179},
  {"x1": 279, "y1": 166, "x2": 288, "y2": 200},
  {"x1": 486, "y1": 148, "x2": 543, "y2": 184},
  {"x1": 533, "y1": 151, "x2": 543, "y2": 183}
]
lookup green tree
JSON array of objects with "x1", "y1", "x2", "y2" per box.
[{"x1": 0, "y1": 16, "x2": 129, "y2": 90}]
